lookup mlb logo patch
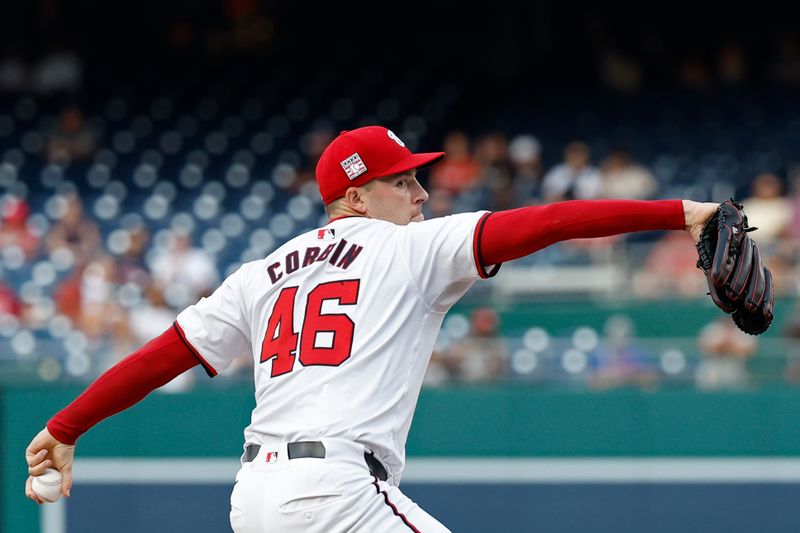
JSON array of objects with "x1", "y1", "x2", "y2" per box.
[
  {"x1": 340, "y1": 153, "x2": 367, "y2": 180},
  {"x1": 265, "y1": 451, "x2": 278, "y2": 463},
  {"x1": 317, "y1": 228, "x2": 336, "y2": 240}
]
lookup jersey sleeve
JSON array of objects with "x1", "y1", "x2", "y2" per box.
[
  {"x1": 174, "y1": 264, "x2": 252, "y2": 376},
  {"x1": 395, "y1": 211, "x2": 500, "y2": 311}
]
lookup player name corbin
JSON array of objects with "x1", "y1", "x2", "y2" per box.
[{"x1": 267, "y1": 238, "x2": 364, "y2": 284}]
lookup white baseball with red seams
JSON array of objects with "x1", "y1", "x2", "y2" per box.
[
  {"x1": 32, "y1": 468, "x2": 62, "y2": 503},
  {"x1": 176, "y1": 211, "x2": 496, "y2": 532}
]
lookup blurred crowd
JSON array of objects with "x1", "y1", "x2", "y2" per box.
[
  {"x1": 419, "y1": 127, "x2": 800, "y2": 298},
  {"x1": 0, "y1": 187, "x2": 221, "y2": 385},
  {"x1": 1, "y1": 2, "x2": 800, "y2": 393},
  {"x1": 3, "y1": 115, "x2": 800, "y2": 389},
  {"x1": 3, "y1": 17, "x2": 800, "y2": 389}
]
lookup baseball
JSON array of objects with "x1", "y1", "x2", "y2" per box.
[{"x1": 32, "y1": 468, "x2": 62, "y2": 503}]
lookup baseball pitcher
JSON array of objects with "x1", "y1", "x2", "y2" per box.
[{"x1": 26, "y1": 126, "x2": 767, "y2": 532}]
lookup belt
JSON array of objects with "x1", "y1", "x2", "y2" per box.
[{"x1": 243, "y1": 441, "x2": 388, "y2": 482}]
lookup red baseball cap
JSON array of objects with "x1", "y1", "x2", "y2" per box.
[{"x1": 315, "y1": 126, "x2": 445, "y2": 204}]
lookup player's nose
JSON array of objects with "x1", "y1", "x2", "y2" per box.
[{"x1": 412, "y1": 180, "x2": 429, "y2": 204}]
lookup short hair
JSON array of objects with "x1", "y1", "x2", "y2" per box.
[{"x1": 323, "y1": 181, "x2": 374, "y2": 216}]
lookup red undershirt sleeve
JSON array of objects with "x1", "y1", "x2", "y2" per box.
[
  {"x1": 46, "y1": 325, "x2": 202, "y2": 445},
  {"x1": 480, "y1": 199, "x2": 686, "y2": 265}
]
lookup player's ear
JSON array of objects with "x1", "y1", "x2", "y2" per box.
[{"x1": 344, "y1": 186, "x2": 368, "y2": 215}]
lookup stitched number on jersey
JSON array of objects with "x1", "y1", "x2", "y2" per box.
[
  {"x1": 260, "y1": 280, "x2": 360, "y2": 377},
  {"x1": 260, "y1": 286, "x2": 299, "y2": 377},
  {"x1": 300, "y1": 280, "x2": 359, "y2": 366}
]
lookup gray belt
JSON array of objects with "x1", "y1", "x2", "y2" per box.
[{"x1": 243, "y1": 441, "x2": 388, "y2": 482}]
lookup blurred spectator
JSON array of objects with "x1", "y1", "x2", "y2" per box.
[
  {"x1": 717, "y1": 42, "x2": 749, "y2": 86},
  {"x1": 475, "y1": 131, "x2": 513, "y2": 187},
  {"x1": 600, "y1": 146, "x2": 659, "y2": 200},
  {"x1": 632, "y1": 232, "x2": 704, "y2": 298},
  {"x1": 781, "y1": 300, "x2": 800, "y2": 385},
  {"x1": 598, "y1": 50, "x2": 643, "y2": 95},
  {"x1": 677, "y1": 54, "x2": 712, "y2": 91},
  {"x1": 474, "y1": 131, "x2": 516, "y2": 211},
  {"x1": 54, "y1": 255, "x2": 133, "y2": 367},
  {"x1": 150, "y1": 230, "x2": 220, "y2": 309},
  {"x1": 45, "y1": 193, "x2": 101, "y2": 267},
  {"x1": 295, "y1": 126, "x2": 335, "y2": 193},
  {"x1": 436, "y1": 307, "x2": 508, "y2": 382},
  {"x1": 787, "y1": 169, "x2": 800, "y2": 243},
  {"x1": 76, "y1": 256, "x2": 128, "y2": 340},
  {"x1": 54, "y1": 265, "x2": 83, "y2": 322},
  {"x1": 769, "y1": 33, "x2": 800, "y2": 87},
  {"x1": 541, "y1": 141, "x2": 603, "y2": 202},
  {"x1": 423, "y1": 187, "x2": 455, "y2": 219},
  {"x1": 588, "y1": 314, "x2": 659, "y2": 390},
  {"x1": 129, "y1": 281, "x2": 196, "y2": 391},
  {"x1": 207, "y1": 0, "x2": 273, "y2": 56},
  {"x1": 741, "y1": 172, "x2": 795, "y2": 294},
  {"x1": 56, "y1": 257, "x2": 124, "y2": 336},
  {"x1": 116, "y1": 221, "x2": 151, "y2": 289},
  {"x1": 542, "y1": 142, "x2": 625, "y2": 261},
  {"x1": 740, "y1": 172, "x2": 792, "y2": 247},
  {"x1": 428, "y1": 130, "x2": 480, "y2": 195},
  {"x1": 31, "y1": 47, "x2": 83, "y2": 94},
  {"x1": 0, "y1": 279, "x2": 22, "y2": 318},
  {"x1": 695, "y1": 317, "x2": 757, "y2": 390},
  {"x1": 0, "y1": 50, "x2": 28, "y2": 92},
  {"x1": 782, "y1": 170, "x2": 800, "y2": 288},
  {"x1": 508, "y1": 133, "x2": 543, "y2": 203},
  {"x1": 45, "y1": 106, "x2": 98, "y2": 163},
  {"x1": 0, "y1": 195, "x2": 40, "y2": 260},
  {"x1": 128, "y1": 283, "x2": 176, "y2": 346}
]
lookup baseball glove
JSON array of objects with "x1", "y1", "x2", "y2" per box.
[{"x1": 696, "y1": 199, "x2": 774, "y2": 335}]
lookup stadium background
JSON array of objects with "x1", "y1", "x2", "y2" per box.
[{"x1": 3, "y1": 1, "x2": 800, "y2": 531}]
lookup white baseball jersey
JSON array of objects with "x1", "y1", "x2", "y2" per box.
[{"x1": 176, "y1": 211, "x2": 499, "y2": 485}]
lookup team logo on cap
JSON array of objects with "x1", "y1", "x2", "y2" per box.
[
  {"x1": 340, "y1": 153, "x2": 367, "y2": 180},
  {"x1": 387, "y1": 130, "x2": 405, "y2": 147}
]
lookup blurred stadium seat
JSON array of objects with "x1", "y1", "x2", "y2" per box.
[{"x1": 0, "y1": 1, "x2": 797, "y2": 391}]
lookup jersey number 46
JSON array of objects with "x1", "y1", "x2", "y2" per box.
[{"x1": 260, "y1": 279, "x2": 360, "y2": 377}]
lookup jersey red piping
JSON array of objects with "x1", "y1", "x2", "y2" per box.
[
  {"x1": 172, "y1": 321, "x2": 218, "y2": 377},
  {"x1": 473, "y1": 212, "x2": 501, "y2": 279}
]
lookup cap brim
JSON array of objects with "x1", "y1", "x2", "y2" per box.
[{"x1": 375, "y1": 152, "x2": 445, "y2": 178}]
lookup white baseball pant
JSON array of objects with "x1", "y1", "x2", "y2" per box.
[{"x1": 229, "y1": 439, "x2": 451, "y2": 532}]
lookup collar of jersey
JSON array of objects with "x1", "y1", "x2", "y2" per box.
[{"x1": 326, "y1": 215, "x2": 365, "y2": 225}]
